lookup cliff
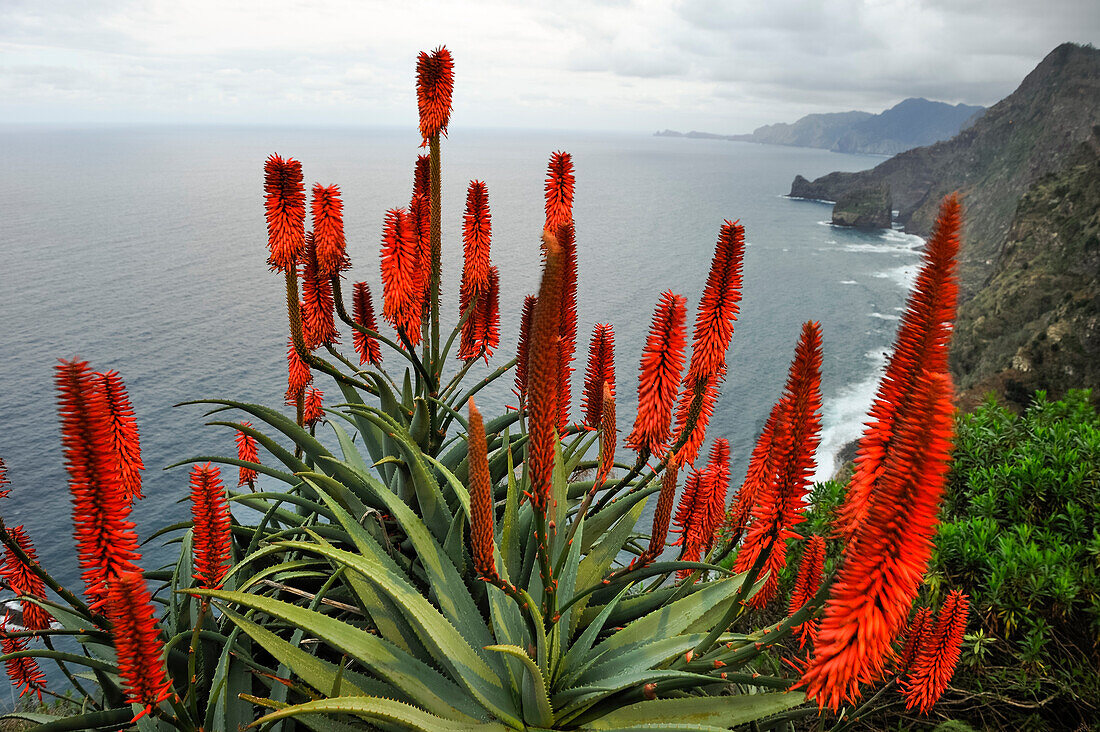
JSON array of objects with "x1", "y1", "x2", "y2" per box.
[
  {"x1": 789, "y1": 43, "x2": 1100, "y2": 298},
  {"x1": 952, "y1": 128, "x2": 1100, "y2": 408}
]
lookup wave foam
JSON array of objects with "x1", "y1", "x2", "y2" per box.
[{"x1": 814, "y1": 348, "x2": 890, "y2": 482}]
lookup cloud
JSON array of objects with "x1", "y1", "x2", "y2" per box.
[{"x1": 0, "y1": 0, "x2": 1096, "y2": 130}]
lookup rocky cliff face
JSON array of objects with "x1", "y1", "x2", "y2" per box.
[
  {"x1": 831, "y1": 184, "x2": 892, "y2": 228},
  {"x1": 952, "y1": 129, "x2": 1100, "y2": 409},
  {"x1": 789, "y1": 43, "x2": 1100, "y2": 300}
]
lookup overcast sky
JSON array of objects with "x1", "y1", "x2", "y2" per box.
[{"x1": 1, "y1": 0, "x2": 1097, "y2": 132}]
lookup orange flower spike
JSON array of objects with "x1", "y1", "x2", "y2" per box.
[
  {"x1": 789, "y1": 535, "x2": 827, "y2": 648},
  {"x1": 311, "y1": 183, "x2": 348, "y2": 276},
  {"x1": 625, "y1": 290, "x2": 688, "y2": 456},
  {"x1": 416, "y1": 46, "x2": 454, "y2": 141},
  {"x1": 351, "y1": 282, "x2": 383, "y2": 366},
  {"x1": 527, "y1": 231, "x2": 565, "y2": 511},
  {"x1": 189, "y1": 464, "x2": 232, "y2": 591},
  {"x1": 582, "y1": 324, "x2": 615, "y2": 428},
  {"x1": 303, "y1": 388, "x2": 325, "y2": 427},
  {"x1": 105, "y1": 570, "x2": 174, "y2": 721},
  {"x1": 514, "y1": 295, "x2": 537, "y2": 397},
  {"x1": 380, "y1": 207, "x2": 424, "y2": 345},
  {"x1": 0, "y1": 636, "x2": 46, "y2": 701},
  {"x1": 724, "y1": 402, "x2": 780, "y2": 537},
  {"x1": 672, "y1": 368, "x2": 721, "y2": 466},
  {"x1": 688, "y1": 220, "x2": 745, "y2": 383},
  {"x1": 597, "y1": 382, "x2": 617, "y2": 482},
  {"x1": 55, "y1": 359, "x2": 142, "y2": 610},
  {"x1": 461, "y1": 180, "x2": 492, "y2": 293},
  {"x1": 672, "y1": 469, "x2": 702, "y2": 545},
  {"x1": 903, "y1": 591, "x2": 969, "y2": 712},
  {"x1": 2, "y1": 526, "x2": 53, "y2": 630},
  {"x1": 263, "y1": 154, "x2": 306, "y2": 272},
  {"x1": 556, "y1": 222, "x2": 579, "y2": 429},
  {"x1": 300, "y1": 233, "x2": 339, "y2": 349},
  {"x1": 95, "y1": 370, "x2": 144, "y2": 504},
  {"x1": 544, "y1": 151, "x2": 575, "y2": 232},
  {"x1": 799, "y1": 371, "x2": 956, "y2": 710},
  {"x1": 703, "y1": 439, "x2": 731, "y2": 545},
  {"x1": 838, "y1": 195, "x2": 960, "y2": 539},
  {"x1": 736, "y1": 322, "x2": 823, "y2": 608},
  {"x1": 467, "y1": 399, "x2": 497, "y2": 580},
  {"x1": 897, "y1": 606, "x2": 933, "y2": 673},
  {"x1": 641, "y1": 456, "x2": 679, "y2": 565},
  {"x1": 481, "y1": 266, "x2": 501, "y2": 359},
  {"x1": 285, "y1": 336, "x2": 312, "y2": 404},
  {"x1": 235, "y1": 422, "x2": 259, "y2": 487},
  {"x1": 412, "y1": 154, "x2": 430, "y2": 201}
]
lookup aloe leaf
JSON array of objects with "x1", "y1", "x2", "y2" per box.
[
  {"x1": 19, "y1": 708, "x2": 134, "y2": 731},
  {"x1": 556, "y1": 584, "x2": 632, "y2": 690},
  {"x1": 303, "y1": 474, "x2": 491, "y2": 658},
  {"x1": 582, "y1": 691, "x2": 807, "y2": 730},
  {"x1": 443, "y1": 510, "x2": 468, "y2": 576},
  {"x1": 268, "y1": 541, "x2": 520, "y2": 726},
  {"x1": 581, "y1": 483, "x2": 661, "y2": 553},
  {"x1": 217, "y1": 606, "x2": 393, "y2": 699},
  {"x1": 568, "y1": 497, "x2": 649, "y2": 632},
  {"x1": 578, "y1": 633, "x2": 709, "y2": 686},
  {"x1": 423, "y1": 453, "x2": 472, "y2": 520},
  {"x1": 204, "y1": 593, "x2": 486, "y2": 721},
  {"x1": 410, "y1": 397, "x2": 430, "y2": 447},
  {"x1": 553, "y1": 513, "x2": 585, "y2": 667},
  {"x1": 185, "y1": 399, "x2": 332, "y2": 467},
  {"x1": 206, "y1": 418, "x2": 307, "y2": 475},
  {"x1": 336, "y1": 381, "x2": 394, "y2": 485},
  {"x1": 592, "y1": 574, "x2": 746, "y2": 659},
  {"x1": 329, "y1": 419, "x2": 372, "y2": 475},
  {"x1": 0, "y1": 648, "x2": 116, "y2": 673},
  {"x1": 367, "y1": 372, "x2": 409, "y2": 428},
  {"x1": 250, "y1": 696, "x2": 511, "y2": 732},
  {"x1": 553, "y1": 669, "x2": 716, "y2": 720},
  {"x1": 165, "y1": 454, "x2": 300, "y2": 486},
  {"x1": 484, "y1": 645, "x2": 553, "y2": 728}
]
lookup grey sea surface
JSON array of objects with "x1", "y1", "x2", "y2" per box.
[{"x1": 0, "y1": 126, "x2": 921, "y2": 662}]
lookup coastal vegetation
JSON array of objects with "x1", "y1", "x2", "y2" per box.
[{"x1": 1, "y1": 47, "x2": 984, "y2": 731}]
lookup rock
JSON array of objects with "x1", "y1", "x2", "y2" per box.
[{"x1": 831, "y1": 184, "x2": 892, "y2": 229}]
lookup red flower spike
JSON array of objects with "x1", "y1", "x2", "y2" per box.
[
  {"x1": 582, "y1": 324, "x2": 615, "y2": 428},
  {"x1": 55, "y1": 360, "x2": 142, "y2": 611},
  {"x1": 461, "y1": 180, "x2": 492, "y2": 294},
  {"x1": 95, "y1": 370, "x2": 144, "y2": 504},
  {"x1": 633, "y1": 456, "x2": 679, "y2": 568},
  {"x1": 799, "y1": 371, "x2": 956, "y2": 710},
  {"x1": 703, "y1": 439, "x2": 731, "y2": 546},
  {"x1": 556, "y1": 223, "x2": 579, "y2": 429},
  {"x1": 514, "y1": 295, "x2": 537, "y2": 397},
  {"x1": 300, "y1": 233, "x2": 339, "y2": 350},
  {"x1": 544, "y1": 151, "x2": 575, "y2": 232},
  {"x1": 467, "y1": 400, "x2": 497, "y2": 580},
  {"x1": 380, "y1": 208, "x2": 424, "y2": 345},
  {"x1": 416, "y1": 46, "x2": 454, "y2": 141},
  {"x1": 597, "y1": 382, "x2": 617, "y2": 483},
  {"x1": 902, "y1": 591, "x2": 969, "y2": 712},
  {"x1": 527, "y1": 231, "x2": 565, "y2": 511},
  {"x1": 735, "y1": 321, "x2": 823, "y2": 608},
  {"x1": 837, "y1": 195, "x2": 960, "y2": 540},
  {"x1": 412, "y1": 155, "x2": 430, "y2": 201},
  {"x1": 0, "y1": 635, "x2": 46, "y2": 701},
  {"x1": 264, "y1": 154, "x2": 306, "y2": 272},
  {"x1": 0, "y1": 457, "x2": 9, "y2": 499},
  {"x1": 625, "y1": 291, "x2": 688, "y2": 456},
  {"x1": 303, "y1": 388, "x2": 324, "y2": 427},
  {"x1": 481, "y1": 266, "x2": 501, "y2": 358},
  {"x1": 311, "y1": 183, "x2": 348, "y2": 275},
  {"x1": 672, "y1": 469, "x2": 702, "y2": 545},
  {"x1": 672, "y1": 369, "x2": 721, "y2": 467},
  {"x1": 189, "y1": 464, "x2": 232, "y2": 591},
  {"x1": 235, "y1": 422, "x2": 259, "y2": 487},
  {"x1": 897, "y1": 607, "x2": 933, "y2": 674},
  {"x1": 285, "y1": 337, "x2": 312, "y2": 405},
  {"x1": 724, "y1": 403, "x2": 780, "y2": 538},
  {"x1": 688, "y1": 221, "x2": 745, "y2": 383},
  {"x1": 2, "y1": 526, "x2": 53, "y2": 631},
  {"x1": 789, "y1": 535, "x2": 827, "y2": 649},
  {"x1": 352, "y1": 282, "x2": 383, "y2": 366},
  {"x1": 105, "y1": 570, "x2": 174, "y2": 720}
]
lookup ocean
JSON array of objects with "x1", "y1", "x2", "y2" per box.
[{"x1": 0, "y1": 126, "x2": 921, "y2": 635}]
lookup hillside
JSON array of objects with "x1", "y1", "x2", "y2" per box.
[
  {"x1": 952, "y1": 128, "x2": 1100, "y2": 408},
  {"x1": 656, "y1": 98, "x2": 983, "y2": 155},
  {"x1": 790, "y1": 43, "x2": 1100, "y2": 299}
]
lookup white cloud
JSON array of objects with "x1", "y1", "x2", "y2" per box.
[{"x1": 0, "y1": 0, "x2": 1096, "y2": 130}]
